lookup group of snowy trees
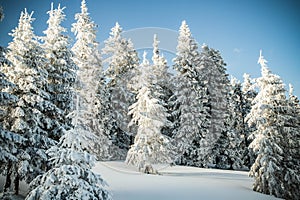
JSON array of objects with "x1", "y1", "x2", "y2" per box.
[{"x1": 0, "y1": 0, "x2": 299, "y2": 199}]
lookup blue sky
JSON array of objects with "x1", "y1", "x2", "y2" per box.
[{"x1": 0, "y1": 0, "x2": 299, "y2": 96}]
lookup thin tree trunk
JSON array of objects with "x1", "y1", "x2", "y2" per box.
[
  {"x1": 14, "y1": 173, "x2": 20, "y2": 195},
  {"x1": 4, "y1": 161, "x2": 12, "y2": 192}
]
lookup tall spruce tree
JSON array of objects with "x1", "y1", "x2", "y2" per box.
[
  {"x1": 151, "y1": 34, "x2": 173, "y2": 137},
  {"x1": 2, "y1": 10, "x2": 59, "y2": 194},
  {"x1": 281, "y1": 84, "x2": 300, "y2": 199},
  {"x1": 72, "y1": 0, "x2": 111, "y2": 160},
  {"x1": 197, "y1": 44, "x2": 230, "y2": 168},
  {"x1": 215, "y1": 77, "x2": 247, "y2": 169},
  {"x1": 0, "y1": 46, "x2": 26, "y2": 194},
  {"x1": 242, "y1": 73, "x2": 257, "y2": 169},
  {"x1": 43, "y1": 3, "x2": 77, "y2": 141},
  {"x1": 102, "y1": 22, "x2": 139, "y2": 157},
  {"x1": 171, "y1": 21, "x2": 210, "y2": 166},
  {"x1": 247, "y1": 50, "x2": 286, "y2": 197},
  {"x1": 126, "y1": 53, "x2": 174, "y2": 173}
]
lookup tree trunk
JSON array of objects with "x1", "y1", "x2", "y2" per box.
[
  {"x1": 4, "y1": 161, "x2": 12, "y2": 192},
  {"x1": 14, "y1": 173, "x2": 20, "y2": 195}
]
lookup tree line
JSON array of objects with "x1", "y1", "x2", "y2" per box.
[{"x1": 0, "y1": 0, "x2": 299, "y2": 199}]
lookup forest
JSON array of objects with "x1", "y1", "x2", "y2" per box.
[{"x1": 0, "y1": 1, "x2": 299, "y2": 200}]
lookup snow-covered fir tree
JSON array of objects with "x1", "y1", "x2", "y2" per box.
[
  {"x1": 126, "y1": 53, "x2": 174, "y2": 173},
  {"x1": 151, "y1": 34, "x2": 173, "y2": 137},
  {"x1": 247, "y1": 50, "x2": 287, "y2": 198},
  {"x1": 26, "y1": 96, "x2": 112, "y2": 200},
  {"x1": 198, "y1": 44, "x2": 230, "y2": 168},
  {"x1": 171, "y1": 21, "x2": 210, "y2": 166},
  {"x1": 72, "y1": 0, "x2": 111, "y2": 160},
  {"x1": 43, "y1": 3, "x2": 77, "y2": 141},
  {"x1": 217, "y1": 77, "x2": 246, "y2": 170},
  {"x1": 2, "y1": 10, "x2": 60, "y2": 194},
  {"x1": 281, "y1": 84, "x2": 300, "y2": 199},
  {"x1": 241, "y1": 73, "x2": 257, "y2": 169},
  {"x1": 0, "y1": 46, "x2": 27, "y2": 194},
  {"x1": 102, "y1": 22, "x2": 139, "y2": 157}
]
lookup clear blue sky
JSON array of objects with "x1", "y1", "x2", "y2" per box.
[{"x1": 0, "y1": 0, "x2": 299, "y2": 96}]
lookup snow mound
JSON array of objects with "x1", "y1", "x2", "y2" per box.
[{"x1": 93, "y1": 161, "x2": 281, "y2": 200}]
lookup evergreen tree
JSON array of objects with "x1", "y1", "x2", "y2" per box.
[
  {"x1": 242, "y1": 73, "x2": 257, "y2": 168},
  {"x1": 2, "y1": 10, "x2": 60, "y2": 194},
  {"x1": 198, "y1": 44, "x2": 230, "y2": 168},
  {"x1": 102, "y1": 22, "x2": 139, "y2": 157},
  {"x1": 220, "y1": 77, "x2": 246, "y2": 170},
  {"x1": 72, "y1": 0, "x2": 111, "y2": 160},
  {"x1": 0, "y1": 46, "x2": 26, "y2": 194},
  {"x1": 151, "y1": 34, "x2": 173, "y2": 137},
  {"x1": 171, "y1": 21, "x2": 210, "y2": 166},
  {"x1": 43, "y1": 3, "x2": 77, "y2": 141},
  {"x1": 26, "y1": 98, "x2": 112, "y2": 200},
  {"x1": 281, "y1": 84, "x2": 300, "y2": 199},
  {"x1": 126, "y1": 53, "x2": 174, "y2": 173},
  {"x1": 247, "y1": 50, "x2": 286, "y2": 197}
]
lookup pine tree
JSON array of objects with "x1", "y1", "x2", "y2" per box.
[
  {"x1": 102, "y1": 22, "x2": 139, "y2": 157},
  {"x1": 247, "y1": 50, "x2": 286, "y2": 197},
  {"x1": 26, "y1": 97, "x2": 112, "y2": 200},
  {"x1": 2, "y1": 10, "x2": 60, "y2": 194},
  {"x1": 198, "y1": 44, "x2": 230, "y2": 168},
  {"x1": 171, "y1": 21, "x2": 210, "y2": 166},
  {"x1": 126, "y1": 53, "x2": 174, "y2": 173},
  {"x1": 43, "y1": 3, "x2": 77, "y2": 141},
  {"x1": 72, "y1": 0, "x2": 111, "y2": 160},
  {"x1": 242, "y1": 73, "x2": 257, "y2": 169}
]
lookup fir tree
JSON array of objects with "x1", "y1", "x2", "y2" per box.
[
  {"x1": 0, "y1": 46, "x2": 26, "y2": 194},
  {"x1": 171, "y1": 21, "x2": 210, "y2": 166},
  {"x1": 247, "y1": 50, "x2": 286, "y2": 197},
  {"x1": 2, "y1": 10, "x2": 59, "y2": 194},
  {"x1": 151, "y1": 34, "x2": 173, "y2": 137},
  {"x1": 198, "y1": 44, "x2": 230, "y2": 168},
  {"x1": 242, "y1": 73, "x2": 257, "y2": 169},
  {"x1": 26, "y1": 97, "x2": 112, "y2": 200},
  {"x1": 281, "y1": 84, "x2": 300, "y2": 199},
  {"x1": 43, "y1": 3, "x2": 77, "y2": 141},
  {"x1": 72, "y1": 0, "x2": 111, "y2": 160},
  {"x1": 126, "y1": 53, "x2": 174, "y2": 173},
  {"x1": 220, "y1": 77, "x2": 246, "y2": 170},
  {"x1": 102, "y1": 22, "x2": 139, "y2": 157}
]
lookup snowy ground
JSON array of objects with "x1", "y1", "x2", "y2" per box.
[
  {"x1": 1, "y1": 161, "x2": 281, "y2": 200},
  {"x1": 94, "y1": 161, "x2": 281, "y2": 200}
]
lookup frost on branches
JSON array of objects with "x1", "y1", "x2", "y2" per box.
[
  {"x1": 26, "y1": 99, "x2": 112, "y2": 200},
  {"x1": 102, "y1": 22, "x2": 139, "y2": 157},
  {"x1": 171, "y1": 21, "x2": 210, "y2": 167},
  {"x1": 43, "y1": 3, "x2": 77, "y2": 140},
  {"x1": 0, "y1": 46, "x2": 26, "y2": 194},
  {"x1": 281, "y1": 84, "x2": 300, "y2": 199},
  {"x1": 247, "y1": 50, "x2": 291, "y2": 198},
  {"x1": 151, "y1": 34, "x2": 173, "y2": 137},
  {"x1": 126, "y1": 53, "x2": 175, "y2": 174},
  {"x1": 72, "y1": 0, "x2": 111, "y2": 160},
  {"x1": 2, "y1": 10, "x2": 59, "y2": 194},
  {"x1": 197, "y1": 44, "x2": 230, "y2": 168},
  {"x1": 217, "y1": 77, "x2": 246, "y2": 170}
]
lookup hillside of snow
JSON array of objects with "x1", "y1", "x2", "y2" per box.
[{"x1": 93, "y1": 161, "x2": 281, "y2": 200}]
